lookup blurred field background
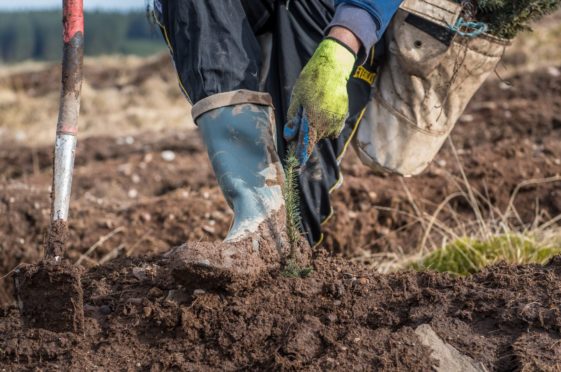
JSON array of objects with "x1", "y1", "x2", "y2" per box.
[
  {"x1": 0, "y1": 2, "x2": 194, "y2": 146},
  {"x1": 0, "y1": 7, "x2": 559, "y2": 146},
  {"x1": 0, "y1": 11, "x2": 164, "y2": 62}
]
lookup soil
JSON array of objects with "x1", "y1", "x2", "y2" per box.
[
  {"x1": 0, "y1": 65, "x2": 560, "y2": 369},
  {"x1": 13, "y1": 261, "x2": 84, "y2": 333},
  {"x1": 1, "y1": 255, "x2": 560, "y2": 370},
  {"x1": 45, "y1": 220, "x2": 69, "y2": 258}
]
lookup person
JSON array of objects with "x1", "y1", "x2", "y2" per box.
[{"x1": 153, "y1": 0, "x2": 403, "y2": 290}]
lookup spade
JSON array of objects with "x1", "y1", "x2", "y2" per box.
[{"x1": 14, "y1": 0, "x2": 85, "y2": 333}]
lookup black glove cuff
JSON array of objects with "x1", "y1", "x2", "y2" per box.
[{"x1": 324, "y1": 36, "x2": 358, "y2": 60}]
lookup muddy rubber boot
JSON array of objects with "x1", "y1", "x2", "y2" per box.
[{"x1": 168, "y1": 90, "x2": 309, "y2": 292}]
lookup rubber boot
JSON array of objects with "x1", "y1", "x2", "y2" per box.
[{"x1": 168, "y1": 91, "x2": 309, "y2": 292}]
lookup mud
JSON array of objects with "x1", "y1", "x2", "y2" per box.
[
  {"x1": 0, "y1": 65, "x2": 560, "y2": 369},
  {"x1": 170, "y1": 208, "x2": 311, "y2": 293},
  {"x1": 45, "y1": 220, "x2": 69, "y2": 258}
]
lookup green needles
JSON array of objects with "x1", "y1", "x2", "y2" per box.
[{"x1": 283, "y1": 144, "x2": 302, "y2": 254}]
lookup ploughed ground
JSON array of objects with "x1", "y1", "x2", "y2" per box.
[{"x1": 0, "y1": 66, "x2": 560, "y2": 370}]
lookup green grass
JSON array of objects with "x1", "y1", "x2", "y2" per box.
[{"x1": 411, "y1": 233, "x2": 561, "y2": 275}]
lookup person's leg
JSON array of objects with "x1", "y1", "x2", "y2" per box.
[
  {"x1": 154, "y1": 0, "x2": 308, "y2": 291},
  {"x1": 266, "y1": 0, "x2": 385, "y2": 247},
  {"x1": 155, "y1": 0, "x2": 268, "y2": 103}
]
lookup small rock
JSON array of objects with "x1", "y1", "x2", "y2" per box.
[
  {"x1": 415, "y1": 324, "x2": 486, "y2": 372},
  {"x1": 193, "y1": 289, "x2": 206, "y2": 296},
  {"x1": 14, "y1": 131, "x2": 26, "y2": 141},
  {"x1": 143, "y1": 306, "x2": 152, "y2": 317},
  {"x1": 547, "y1": 66, "x2": 560, "y2": 77},
  {"x1": 143, "y1": 153, "x2": 153, "y2": 163},
  {"x1": 166, "y1": 290, "x2": 190, "y2": 304},
  {"x1": 499, "y1": 81, "x2": 511, "y2": 90},
  {"x1": 128, "y1": 189, "x2": 138, "y2": 199},
  {"x1": 459, "y1": 114, "x2": 474, "y2": 123},
  {"x1": 118, "y1": 163, "x2": 133, "y2": 176},
  {"x1": 161, "y1": 150, "x2": 176, "y2": 161},
  {"x1": 132, "y1": 267, "x2": 148, "y2": 281}
]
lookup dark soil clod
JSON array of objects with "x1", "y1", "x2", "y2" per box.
[
  {"x1": 13, "y1": 261, "x2": 84, "y2": 333},
  {"x1": 45, "y1": 220, "x2": 69, "y2": 258}
]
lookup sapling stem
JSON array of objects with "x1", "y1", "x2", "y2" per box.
[{"x1": 283, "y1": 144, "x2": 302, "y2": 258}]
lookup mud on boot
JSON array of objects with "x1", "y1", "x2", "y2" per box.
[{"x1": 167, "y1": 90, "x2": 310, "y2": 292}]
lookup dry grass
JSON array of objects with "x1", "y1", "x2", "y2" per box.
[
  {"x1": 356, "y1": 138, "x2": 561, "y2": 275},
  {"x1": 493, "y1": 10, "x2": 561, "y2": 76},
  {"x1": 1, "y1": 11, "x2": 559, "y2": 146},
  {"x1": 0, "y1": 54, "x2": 195, "y2": 146}
]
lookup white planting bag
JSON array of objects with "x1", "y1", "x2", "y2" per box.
[{"x1": 353, "y1": 0, "x2": 509, "y2": 176}]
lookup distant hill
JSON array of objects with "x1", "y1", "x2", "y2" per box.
[{"x1": 0, "y1": 10, "x2": 165, "y2": 63}]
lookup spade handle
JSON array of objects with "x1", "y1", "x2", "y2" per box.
[{"x1": 51, "y1": 0, "x2": 84, "y2": 222}]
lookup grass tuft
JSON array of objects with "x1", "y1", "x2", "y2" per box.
[
  {"x1": 411, "y1": 233, "x2": 561, "y2": 275},
  {"x1": 355, "y1": 138, "x2": 561, "y2": 277}
]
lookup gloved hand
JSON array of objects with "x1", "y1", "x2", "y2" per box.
[{"x1": 284, "y1": 38, "x2": 356, "y2": 165}]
